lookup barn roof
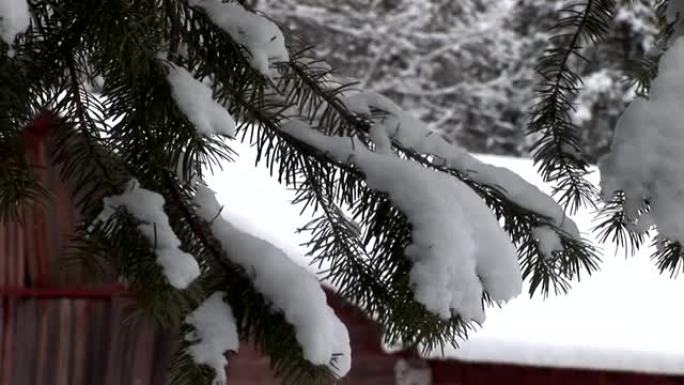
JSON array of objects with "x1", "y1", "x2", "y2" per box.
[{"x1": 207, "y1": 141, "x2": 684, "y2": 376}]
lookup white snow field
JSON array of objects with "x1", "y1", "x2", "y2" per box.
[{"x1": 207, "y1": 139, "x2": 684, "y2": 376}]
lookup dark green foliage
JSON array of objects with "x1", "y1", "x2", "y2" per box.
[
  {"x1": 651, "y1": 237, "x2": 684, "y2": 278},
  {"x1": 0, "y1": 144, "x2": 50, "y2": 221},
  {"x1": 0, "y1": 55, "x2": 50, "y2": 221},
  {"x1": 528, "y1": 0, "x2": 614, "y2": 212},
  {"x1": 0, "y1": 1, "x2": 664, "y2": 384},
  {"x1": 593, "y1": 192, "x2": 646, "y2": 255}
]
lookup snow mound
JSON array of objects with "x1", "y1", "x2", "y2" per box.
[{"x1": 98, "y1": 179, "x2": 200, "y2": 289}]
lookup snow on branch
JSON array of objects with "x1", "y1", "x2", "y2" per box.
[
  {"x1": 189, "y1": 0, "x2": 289, "y2": 76},
  {"x1": 281, "y1": 119, "x2": 522, "y2": 323},
  {"x1": 166, "y1": 63, "x2": 236, "y2": 137},
  {"x1": 98, "y1": 179, "x2": 201, "y2": 289},
  {"x1": 193, "y1": 185, "x2": 351, "y2": 376},
  {"x1": 600, "y1": 32, "x2": 684, "y2": 248},
  {"x1": 341, "y1": 91, "x2": 581, "y2": 239},
  {"x1": 185, "y1": 292, "x2": 239, "y2": 385},
  {"x1": 0, "y1": 0, "x2": 30, "y2": 50},
  {"x1": 531, "y1": 226, "x2": 564, "y2": 260}
]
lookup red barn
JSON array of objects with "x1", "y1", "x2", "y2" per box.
[{"x1": 2, "y1": 125, "x2": 684, "y2": 385}]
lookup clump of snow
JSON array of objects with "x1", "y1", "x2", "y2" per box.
[
  {"x1": 98, "y1": 179, "x2": 200, "y2": 289},
  {"x1": 0, "y1": 0, "x2": 30, "y2": 49},
  {"x1": 193, "y1": 185, "x2": 351, "y2": 376},
  {"x1": 281, "y1": 120, "x2": 522, "y2": 323},
  {"x1": 600, "y1": 36, "x2": 684, "y2": 244},
  {"x1": 340, "y1": 91, "x2": 580, "y2": 239},
  {"x1": 185, "y1": 292, "x2": 239, "y2": 385},
  {"x1": 189, "y1": 0, "x2": 289, "y2": 76},
  {"x1": 166, "y1": 64, "x2": 236, "y2": 137},
  {"x1": 531, "y1": 226, "x2": 563, "y2": 260}
]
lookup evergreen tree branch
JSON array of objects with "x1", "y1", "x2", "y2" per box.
[
  {"x1": 528, "y1": 0, "x2": 615, "y2": 212},
  {"x1": 0, "y1": 52, "x2": 49, "y2": 221},
  {"x1": 0, "y1": 1, "x2": 647, "y2": 383},
  {"x1": 272, "y1": 54, "x2": 600, "y2": 298}
]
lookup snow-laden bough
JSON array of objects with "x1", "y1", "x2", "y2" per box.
[
  {"x1": 189, "y1": 0, "x2": 289, "y2": 77},
  {"x1": 340, "y1": 91, "x2": 580, "y2": 243},
  {"x1": 97, "y1": 179, "x2": 201, "y2": 289},
  {"x1": 281, "y1": 120, "x2": 523, "y2": 323},
  {"x1": 193, "y1": 185, "x2": 351, "y2": 376},
  {"x1": 166, "y1": 63, "x2": 236, "y2": 138}
]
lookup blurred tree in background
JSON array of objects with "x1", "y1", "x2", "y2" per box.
[{"x1": 256, "y1": 0, "x2": 657, "y2": 161}]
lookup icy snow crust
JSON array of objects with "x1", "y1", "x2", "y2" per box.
[
  {"x1": 206, "y1": 143, "x2": 684, "y2": 375},
  {"x1": 193, "y1": 185, "x2": 351, "y2": 376},
  {"x1": 185, "y1": 292, "x2": 239, "y2": 385},
  {"x1": 281, "y1": 120, "x2": 522, "y2": 323},
  {"x1": 600, "y1": 35, "x2": 684, "y2": 243},
  {"x1": 0, "y1": 0, "x2": 30, "y2": 48},
  {"x1": 98, "y1": 179, "x2": 201, "y2": 289},
  {"x1": 166, "y1": 64, "x2": 236, "y2": 137},
  {"x1": 189, "y1": 0, "x2": 289, "y2": 76}
]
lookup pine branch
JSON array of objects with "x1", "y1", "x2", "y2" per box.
[
  {"x1": 652, "y1": 237, "x2": 684, "y2": 277},
  {"x1": 593, "y1": 192, "x2": 646, "y2": 255},
  {"x1": 0, "y1": 149, "x2": 50, "y2": 221},
  {"x1": 231, "y1": 102, "x2": 477, "y2": 350},
  {"x1": 0, "y1": 52, "x2": 49, "y2": 221},
  {"x1": 279, "y1": 56, "x2": 600, "y2": 298},
  {"x1": 528, "y1": 0, "x2": 615, "y2": 212},
  {"x1": 159, "y1": 173, "x2": 339, "y2": 385},
  {"x1": 287, "y1": 59, "x2": 371, "y2": 136}
]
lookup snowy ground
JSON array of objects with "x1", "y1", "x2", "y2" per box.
[{"x1": 207, "y1": 140, "x2": 684, "y2": 375}]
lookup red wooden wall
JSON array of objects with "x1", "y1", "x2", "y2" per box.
[
  {"x1": 0, "y1": 122, "x2": 174, "y2": 385},
  {"x1": 0, "y1": 120, "x2": 82, "y2": 290}
]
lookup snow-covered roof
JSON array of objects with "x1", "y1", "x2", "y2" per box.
[{"x1": 207, "y1": 141, "x2": 684, "y2": 376}]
